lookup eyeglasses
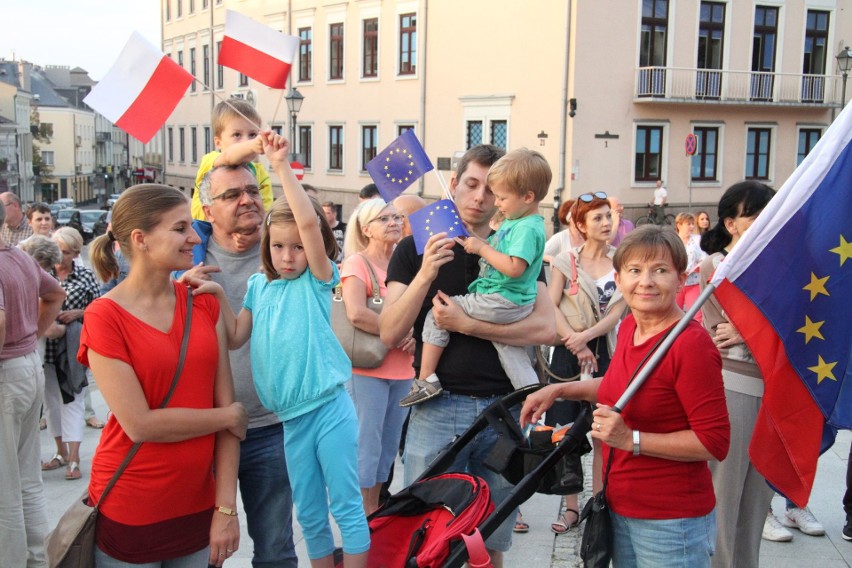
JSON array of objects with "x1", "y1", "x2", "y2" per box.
[
  {"x1": 578, "y1": 192, "x2": 608, "y2": 203},
  {"x1": 210, "y1": 186, "x2": 262, "y2": 203},
  {"x1": 370, "y1": 214, "x2": 405, "y2": 225}
]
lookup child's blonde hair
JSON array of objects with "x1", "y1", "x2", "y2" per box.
[
  {"x1": 260, "y1": 197, "x2": 339, "y2": 281},
  {"x1": 212, "y1": 98, "x2": 262, "y2": 138},
  {"x1": 486, "y1": 148, "x2": 552, "y2": 202}
]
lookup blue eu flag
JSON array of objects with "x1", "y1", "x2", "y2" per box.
[
  {"x1": 365, "y1": 130, "x2": 434, "y2": 202},
  {"x1": 408, "y1": 199, "x2": 469, "y2": 254}
]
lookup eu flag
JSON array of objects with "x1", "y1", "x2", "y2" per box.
[
  {"x1": 712, "y1": 104, "x2": 852, "y2": 507},
  {"x1": 365, "y1": 130, "x2": 434, "y2": 202},
  {"x1": 408, "y1": 199, "x2": 469, "y2": 254}
]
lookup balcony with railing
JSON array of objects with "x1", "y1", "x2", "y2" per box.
[
  {"x1": 635, "y1": 67, "x2": 843, "y2": 107},
  {"x1": 96, "y1": 132, "x2": 111, "y2": 143}
]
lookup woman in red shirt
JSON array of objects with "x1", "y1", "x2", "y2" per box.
[
  {"x1": 79, "y1": 185, "x2": 247, "y2": 567},
  {"x1": 522, "y1": 225, "x2": 730, "y2": 567}
]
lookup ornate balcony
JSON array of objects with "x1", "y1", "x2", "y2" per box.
[{"x1": 635, "y1": 67, "x2": 843, "y2": 107}]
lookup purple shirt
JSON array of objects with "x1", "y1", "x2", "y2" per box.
[{"x1": 610, "y1": 219, "x2": 635, "y2": 248}]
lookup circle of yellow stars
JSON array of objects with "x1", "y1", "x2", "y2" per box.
[
  {"x1": 795, "y1": 234, "x2": 850, "y2": 384},
  {"x1": 423, "y1": 203, "x2": 463, "y2": 238},
  {"x1": 383, "y1": 147, "x2": 416, "y2": 185}
]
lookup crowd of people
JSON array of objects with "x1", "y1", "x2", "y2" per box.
[{"x1": 1, "y1": 98, "x2": 849, "y2": 567}]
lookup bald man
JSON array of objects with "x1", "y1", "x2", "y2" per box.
[{"x1": 392, "y1": 194, "x2": 427, "y2": 237}]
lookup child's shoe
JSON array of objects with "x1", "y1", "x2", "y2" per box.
[{"x1": 399, "y1": 375, "x2": 443, "y2": 407}]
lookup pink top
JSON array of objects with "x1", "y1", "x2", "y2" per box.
[{"x1": 341, "y1": 254, "x2": 414, "y2": 380}]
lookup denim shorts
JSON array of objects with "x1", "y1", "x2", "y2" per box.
[
  {"x1": 610, "y1": 509, "x2": 716, "y2": 568},
  {"x1": 402, "y1": 390, "x2": 518, "y2": 552}
]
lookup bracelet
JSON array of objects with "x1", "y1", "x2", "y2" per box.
[
  {"x1": 216, "y1": 506, "x2": 238, "y2": 517},
  {"x1": 632, "y1": 430, "x2": 641, "y2": 456}
]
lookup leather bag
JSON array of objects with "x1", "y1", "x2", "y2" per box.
[
  {"x1": 553, "y1": 252, "x2": 597, "y2": 333},
  {"x1": 331, "y1": 254, "x2": 389, "y2": 368},
  {"x1": 46, "y1": 290, "x2": 194, "y2": 568}
]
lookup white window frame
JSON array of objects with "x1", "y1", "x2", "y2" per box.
[{"x1": 459, "y1": 95, "x2": 513, "y2": 150}]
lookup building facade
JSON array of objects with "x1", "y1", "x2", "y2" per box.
[{"x1": 161, "y1": 0, "x2": 851, "y2": 226}]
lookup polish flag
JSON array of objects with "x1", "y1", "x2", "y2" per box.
[
  {"x1": 219, "y1": 10, "x2": 300, "y2": 89},
  {"x1": 83, "y1": 32, "x2": 193, "y2": 144}
]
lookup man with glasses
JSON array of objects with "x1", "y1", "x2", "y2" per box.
[
  {"x1": 379, "y1": 145, "x2": 555, "y2": 567},
  {"x1": 0, "y1": 192, "x2": 33, "y2": 246},
  {"x1": 177, "y1": 164, "x2": 298, "y2": 568}
]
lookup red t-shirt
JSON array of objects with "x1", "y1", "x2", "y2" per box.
[
  {"x1": 596, "y1": 315, "x2": 729, "y2": 520},
  {"x1": 78, "y1": 283, "x2": 220, "y2": 562}
]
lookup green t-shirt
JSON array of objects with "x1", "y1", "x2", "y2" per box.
[{"x1": 469, "y1": 214, "x2": 544, "y2": 305}]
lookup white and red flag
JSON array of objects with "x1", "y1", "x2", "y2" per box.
[
  {"x1": 83, "y1": 32, "x2": 193, "y2": 144},
  {"x1": 218, "y1": 10, "x2": 300, "y2": 89}
]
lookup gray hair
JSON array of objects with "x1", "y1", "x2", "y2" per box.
[
  {"x1": 19, "y1": 235, "x2": 62, "y2": 270},
  {"x1": 53, "y1": 226, "x2": 84, "y2": 255},
  {"x1": 197, "y1": 164, "x2": 254, "y2": 206}
]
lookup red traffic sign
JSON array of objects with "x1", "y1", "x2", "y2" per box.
[
  {"x1": 290, "y1": 161, "x2": 304, "y2": 180},
  {"x1": 685, "y1": 133, "x2": 698, "y2": 156}
]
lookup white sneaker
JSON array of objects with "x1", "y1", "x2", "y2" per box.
[
  {"x1": 783, "y1": 507, "x2": 826, "y2": 536},
  {"x1": 762, "y1": 512, "x2": 794, "y2": 542}
]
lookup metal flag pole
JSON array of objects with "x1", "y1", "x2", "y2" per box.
[{"x1": 432, "y1": 168, "x2": 453, "y2": 201}]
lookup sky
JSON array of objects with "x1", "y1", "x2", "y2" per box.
[{"x1": 1, "y1": 0, "x2": 162, "y2": 82}]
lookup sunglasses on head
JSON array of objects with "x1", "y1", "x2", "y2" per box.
[{"x1": 578, "y1": 191, "x2": 608, "y2": 203}]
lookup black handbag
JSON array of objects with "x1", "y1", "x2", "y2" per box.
[{"x1": 46, "y1": 289, "x2": 194, "y2": 568}]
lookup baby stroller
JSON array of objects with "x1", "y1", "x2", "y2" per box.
[{"x1": 337, "y1": 384, "x2": 594, "y2": 568}]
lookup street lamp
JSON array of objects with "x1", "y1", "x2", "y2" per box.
[
  {"x1": 285, "y1": 87, "x2": 304, "y2": 161},
  {"x1": 836, "y1": 46, "x2": 852, "y2": 108}
]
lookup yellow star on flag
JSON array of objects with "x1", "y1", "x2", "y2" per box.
[
  {"x1": 802, "y1": 273, "x2": 830, "y2": 301},
  {"x1": 808, "y1": 355, "x2": 838, "y2": 384},
  {"x1": 796, "y1": 316, "x2": 825, "y2": 344},
  {"x1": 829, "y1": 235, "x2": 851, "y2": 266}
]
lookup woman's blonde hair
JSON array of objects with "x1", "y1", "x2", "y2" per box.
[
  {"x1": 342, "y1": 198, "x2": 389, "y2": 258},
  {"x1": 89, "y1": 184, "x2": 188, "y2": 282},
  {"x1": 260, "y1": 197, "x2": 338, "y2": 281},
  {"x1": 53, "y1": 226, "x2": 84, "y2": 255}
]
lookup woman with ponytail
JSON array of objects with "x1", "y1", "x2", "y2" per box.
[{"x1": 699, "y1": 181, "x2": 776, "y2": 568}]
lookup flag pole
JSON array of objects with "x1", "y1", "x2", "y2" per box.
[
  {"x1": 432, "y1": 169, "x2": 452, "y2": 201},
  {"x1": 270, "y1": 89, "x2": 286, "y2": 131},
  {"x1": 201, "y1": 80, "x2": 263, "y2": 131},
  {"x1": 613, "y1": 282, "x2": 717, "y2": 412}
]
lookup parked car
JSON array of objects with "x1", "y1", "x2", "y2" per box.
[
  {"x1": 55, "y1": 208, "x2": 84, "y2": 236},
  {"x1": 80, "y1": 210, "x2": 108, "y2": 243},
  {"x1": 106, "y1": 193, "x2": 122, "y2": 207},
  {"x1": 54, "y1": 198, "x2": 75, "y2": 209},
  {"x1": 48, "y1": 203, "x2": 61, "y2": 218}
]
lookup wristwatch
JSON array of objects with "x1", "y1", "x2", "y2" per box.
[
  {"x1": 632, "y1": 430, "x2": 641, "y2": 456},
  {"x1": 216, "y1": 506, "x2": 238, "y2": 517}
]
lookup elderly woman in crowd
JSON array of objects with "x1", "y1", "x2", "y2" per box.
[
  {"x1": 40, "y1": 227, "x2": 100, "y2": 481},
  {"x1": 674, "y1": 212, "x2": 708, "y2": 323},
  {"x1": 523, "y1": 225, "x2": 730, "y2": 567},
  {"x1": 340, "y1": 198, "x2": 415, "y2": 515}
]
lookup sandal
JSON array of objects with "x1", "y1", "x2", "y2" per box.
[
  {"x1": 86, "y1": 416, "x2": 105, "y2": 429},
  {"x1": 65, "y1": 462, "x2": 82, "y2": 480},
  {"x1": 42, "y1": 453, "x2": 67, "y2": 471},
  {"x1": 514, "y1": 512, "x2": 530, "y2": 533},
  {"x1": 551, "y1": 508, "x2": 580, "y2": 535}
]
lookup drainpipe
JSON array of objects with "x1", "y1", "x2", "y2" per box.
[
  {"x1": 554, "y1": 0, "x2": 572, "y2": 235},
  {"x1": 417, "y1": 0, "x2": 428, "y2": 196}
]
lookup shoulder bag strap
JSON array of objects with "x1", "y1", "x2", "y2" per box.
[
  {"x1": 96, "y1": 287, "x2": 194, "y2": 509},
  {"x1": 356, "y1": 253, "x2": 383, "y2": 305}
]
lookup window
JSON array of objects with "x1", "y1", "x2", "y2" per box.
[
  {"x1": 179, "y1": 127, "x2": 186, "y2": 163},
  {"x1": 41, "y1": 151, "x2": 54, "y2": 166},
  {"x1": 204, "y1": 126, "x2": 211, "y2": 154},
  {"x1": 168, "y1": 127, "x2": 174, "y2": 162},
  {"x1": 202, "y1": 0, "x2": 208, "y2": 8},
  {"x1": 329, "y1": 125, "x2": 344, "y2": 170},
  {"x1": 271, "y1": 125, "x2": 283, "y2": 136},
  {"x1": 691, "y1": 126, "x2": 719, "y2": 181},
  {"x1": 202, "y1": 45, "x2": 210, "y2": 89},
  {"x1": 216, "y1": 41, "x2": 224, "y2": 89},
  {"x1": 189, "y1": 0, "x2": 194, "y2": 13},
  {"x1": 165, "y1": 0, "x2": 171, "y2": 21},
  {"x1": 176, "y1": 0, "x2": 182, "y2": 18},
  {"x1": 178, "y1": 50, "x2": 184, "y2": 68},
  {"x1": 803, "y1": 10, "x2": 829, "y2": 102},
  {"x1": 361, "y1": 125, "x2": 377, "y2": 170},
  {"x1": 751, "y1": 6, "x2": 778, "y2": 101},
  {"x1": 635, "y1": 125, "x2": 663, "y2": 182},
  {"x1": 299, "y1": 125, "x2": 312, "y2": 168},
  {"x1": 797, "y1": 128, "x2": 822, "y2": 166},
  {"x1": 189, "y1": 48, "x2": 196, "y2": 92},
  {"x1": 399, "y1": 13, "x2": 416, "y2": 75},
  {"x1": 398, "y1": 124, "x2": 414, "y2": 136},
  {"x1": 745, "y1": 127, "x2": 771, "y2": 179},
  {"x1": 638, "y1": 0, "x2": 668, "y2": 96},
  {"x1": 696, "y1": 2, "x2": 725, "y2": 99},
  {"x1": 299, "y1": 27, "x2": 312, "y2": 81},
  {"x1": 490, "y1": 120, "x2": 507, "y2": 149},
  {"x1": 329, "y1": 23, "x2": 344, "y2": 80},
  {"x1": 466, "y1": 121, "x2": 483, "y2": 149},
  {"x1": 191, "y1": 127, "x2": 198, "y2": 163},
  {"x1": 239, "y1": 73, "x2": 248, "y2": 87},
  {"x1": 363, "y1": 18, "x2": 378, "y2": 78}
]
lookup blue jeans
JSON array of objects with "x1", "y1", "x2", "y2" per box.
[
  {"x1": 403, "y1": 391, "x2": 518, "y2": 553},
  {"x1": 611, "y1": 509, "x2": 716, "y2": 568},
  {"x1": 239, "y1": 423, "x2": 297, "y2": 568},
  {"x1": 94, "y1": 546, "x2": 208, "y2": 567}
]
